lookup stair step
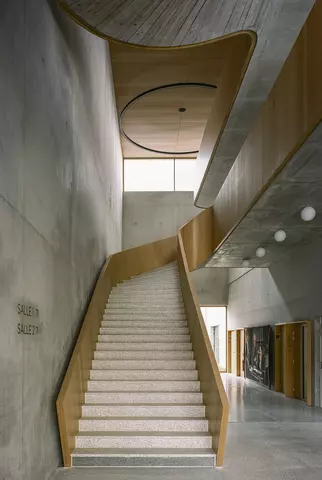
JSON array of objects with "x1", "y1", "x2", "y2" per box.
[
  {"x1": 92, "y1": 359, "x2": 195, "y2": 370},
  {"x1": 108, "y1": 298, "x2": 183, "y2": 303},
  {"x1": 90, "y1": 369, "x2": 198, "y2": 381},
  {"x1": 97, "y1": 335, "x2": 190, "y2": 343},
  {"x1": 82, "y1": 404, "x2": 206, "y2": 418},
  {"x1": 101, "y1": 320, "x2": 188, "y2": 328},
  {"x1": 103, "y1": 314, "x2": 187, "y2": 320},
  {"x1": 99, "y1": 327, "x2": 189, "y2": 335},
  {"x1": 87, "y1": 380, "x2": 200, "y2": 392},
  {"x1": 93, "y1": 350, "x2": 193, "y2": 360},
  {"x1": 105, "y1": 306, "x2": 185, "y2": 312},
  {"x1": 110, "y1": 293, "x2": 182, "y2": 298},
  {"x1": 115, "y1": 287, "x2": 181, "y2": 293},
  {"x1": 79, "y1": 418, "x2": 208, "y2": 432},
  {"x1": 71, "y1": 448, "x2": 215, "y2": 467},
  {"x1": 96, "y1": 342, "x2": 192, "y2": 351},
  {"x1": 75, "y1": 431, "x2": 212, "y2": 449},
  {"x1": 85, "y1": 392, "x2": 203, "y2": 404}
]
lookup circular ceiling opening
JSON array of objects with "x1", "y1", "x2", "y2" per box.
[{"x1": 120, "y1": 82, "x2": 217, "y2": 155}]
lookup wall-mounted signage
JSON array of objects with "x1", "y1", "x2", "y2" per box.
[{"x1": 16, "y1": 302, "x2": 42, "y2": 335}]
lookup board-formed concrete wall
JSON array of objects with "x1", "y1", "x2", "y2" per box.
[{"x1": 0, "y1": 2, "x2": 123, "y2": 479}]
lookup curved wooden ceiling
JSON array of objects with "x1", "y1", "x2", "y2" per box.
[
  {"x1": 109, "y1": 33, "x2": 254, "y2": 158},
  {"x1": 59, "y1": 0, "x2": 315, "y2": 206},
  {"x1": 121, "y1": 84, "x2": 217, "y2": 155}
]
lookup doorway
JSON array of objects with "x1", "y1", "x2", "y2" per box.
[
  {"x1": 274, "y1": 321, "x2": 312, "y2": 405},
  {"x1": 201, "y1": 306, "x2": 227, "y2": 371}
]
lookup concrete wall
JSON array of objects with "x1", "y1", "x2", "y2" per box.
[
  {"x1": 191, "y1": 268, "x2": 228, "y2": 306},
  {"x1": 228, "y1": 238, "x2": 322, "y2": 329},
  {"x1": 123, "y1": 192, "x2": 200, "y2": 249},
  {"x1": 0, "y1": 2, "x2": 122, "y2": 480}
]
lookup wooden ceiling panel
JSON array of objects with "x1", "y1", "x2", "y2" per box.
[{"x1": 109, "y1": 34, "x2": 248, "y2": 158}]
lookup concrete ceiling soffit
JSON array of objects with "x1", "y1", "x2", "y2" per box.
[
  {"x1": 195, "y1": 0, "x2": 316, "y2": 207},
  {"x1": 205, "y1": 122, "x2": 322, "y2": 268}
]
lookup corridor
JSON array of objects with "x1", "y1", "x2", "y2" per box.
[{"x1": 52, "y1": 374, "x2": 322, "y2": 480}]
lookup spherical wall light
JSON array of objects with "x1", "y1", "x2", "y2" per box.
[
  {"x1": 301, "y1": 206, "x2": 316, "y2": 222},
  {"x1": 242, "y1": 258, "x2": 250, "y2": 267},
  {"x1": 256, "y1": 247, "x2": 266, "y2": 258},
  {"x1": 274, "y1": 230, "x2": 286, "y2": 242}
]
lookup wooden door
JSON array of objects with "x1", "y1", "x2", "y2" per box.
[
  {"x1": 285, "y1": 323, "x2": 303, "y2": 399},
  {"x1": 231, "y1": 331, "x2": 237, "y2": 375},
  {"x1": 227, "y1": 331, "x2": 232, "y2": 373}
]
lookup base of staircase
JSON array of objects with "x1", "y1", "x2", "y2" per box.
[{"x1": 72, "y1": 448, "x2": 216, "y2": 467}]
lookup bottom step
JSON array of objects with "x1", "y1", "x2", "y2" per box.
[{"x1": 72, "y1": 448, "x2": 216, "y2": 467}]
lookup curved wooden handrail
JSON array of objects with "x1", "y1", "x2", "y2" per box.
[{"x1": 178, "y1": 209, "x2": 229, "y2": 466}]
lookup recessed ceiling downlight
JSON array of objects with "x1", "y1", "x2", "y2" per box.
[
  {"x1": 274, "y1": 230, "x2": 286, "y2": 242},
  {"x1": 301, "y1": 206, "x2": 316, "y2": 222},
  {"x1": 242, "y1": 258, "x2": 250, "y2": 267},
  {"x1": 256, "y1": 247, "x2": 266, "y2": 258},
  {"x1": 178, "y1": 107, "x2": 186, "y2": 112}
]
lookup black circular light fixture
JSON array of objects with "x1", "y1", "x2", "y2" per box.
[{"x1": 120, "y1": 82, "x2": 217, "y2": 155}]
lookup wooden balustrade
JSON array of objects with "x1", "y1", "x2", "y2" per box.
[{"x1": 178, "y1": 211, "x2": 229, "y2": 466}]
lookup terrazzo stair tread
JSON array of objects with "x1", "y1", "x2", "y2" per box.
[
  {"x1": 97, "y1": 335, "x2": 191, "y2": 343},
  {"x1": 100, "y1": 320, "x2": 188, "y2": 327},
  {"x1": 82, "y1": 404, "x2": 206, "y2": 417},
  {"x1": 71, "y1": 448, "x2": 216, "y2": 467},
  {"x1": 93, "y1": 350, "x2": 194, "y2": 360},
  {"x1": 119, "y1": 279, "x2": 180, "y2": 290},
  {"x1": 108, "y1": 295, "x2": 183, "y2": 300},
  {"x1": 106, "y1": 303, "x2": 185, "y2": 313},
  {"x1": 99, "y1": 328, "x2": 189, "y2": 335},
  {"x1": 103, "y1": 310, "x2": 187, "y2": 321},
  {"x1": 107, "y1": 301, "x2": 184, "y2": 307},
  {"x1": 115, "y1": 283, "x2": 182, "y2": 295},
  {"x1": 90, "y1": 369, "x2": 198, "y2": 381},
  {"x1": 72, "y1": 447, "x2": 215, "y2": 456},
  {"x1": 75, "y1": 431, "x2": 212, "y2": 449},
  {"x1": 85, "y1": 392, "x2": 203, "y2": 404},
  {"x1": 87, "y1": 380, "x2": 201, "y2": 392},
  {"x1": 96, "y1": 342, "x2": 192, "y2": 351},
  {"x1": 109, "y1": 292, "x2": 183, "y2": 297},
  {"x1": 79, "y1": 417, "x2": 209, "y2": 432},
  {"x1": 92, "y1": 359, "x2": 196, "y2": 370}
]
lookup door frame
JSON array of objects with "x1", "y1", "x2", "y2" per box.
[{"x1": 275, "y1": 320, "x2": 312, "y2": 406}]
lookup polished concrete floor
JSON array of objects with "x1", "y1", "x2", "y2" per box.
[{"x1": 51, "y1": 374, "x2": 322, "y2": 480}]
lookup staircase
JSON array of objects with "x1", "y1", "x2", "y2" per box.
[{"x1": 72, "y1": 262, "x2": 215, "y2": 467}]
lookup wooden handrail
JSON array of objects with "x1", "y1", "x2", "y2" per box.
[
  {"x1": 178, "y1": 210, "x2": 229, "y2": 466},
  {"x1": 56, "y1": 236, "x2": 177, "y2": 466}
]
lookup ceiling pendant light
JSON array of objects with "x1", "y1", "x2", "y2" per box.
[
  {"x1": 256, "y1": 247, "x2": 266, "y2": 258},
  {"x1": 274, "y1": 230, "x2": 286, "y2": 242},
  {"x1": 301, "y1": 206, "x2": 316, "y2": 222},
  {"x1": 242, "y1": 258, "x2": 250, "y2": 267}
]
